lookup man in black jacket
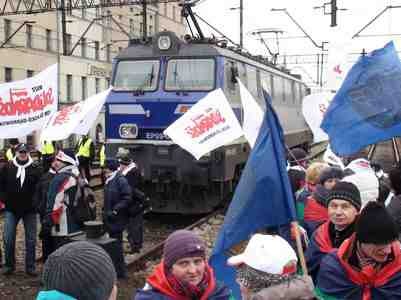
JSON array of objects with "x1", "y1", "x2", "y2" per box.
[
  {"x1": 34, "y1": 160, "x2": 57, "y2": 262},
  {"x1": 119, "y1": 153, "x2": 145, "y2": 254},
  {"x1": 0, "y1": 143, "x2": 42, "y2": 276}
]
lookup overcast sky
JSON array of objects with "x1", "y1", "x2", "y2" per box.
[{"x1": 193, "y1": 0, "x2": 401, "y2": 86}]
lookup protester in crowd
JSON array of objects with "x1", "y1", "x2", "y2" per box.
[
  {"x1": 41, "y1": 150, "x2": 81, "y2": 252},
  {"x1": 99, "y1": 139, "x2": 106, "y2": 185},
  {"x1": 0, "y1": 143, "x2": 42, "y2": 276},
  {"x1": 387, "y1": 165, "x2": 401, "y2": 236},
  {"x1": 118, "y1": 153, "x2": 146, "y2": 254},
  {"x1": 103, "y1": 158, "x2": 131, "y2": 279},
  {"x1": 40, "y1": 140, "x2": 56, "y2": 173},
  {"x1": 342, "y1": 158, "x2": 380, "y2": 208},
  {"x1": 287, "y1": 147, "x2": 308, "y2": 198},
  {"x1": 37, "y1": 241, "x2": 117, "y2": 300},
  {"x1": 317, "y1": 201, "x2": 401, "y2": 299},
  {"x1": 306, "y1": 181, "x2": 361, "y2": 282},
  {"x1": 5, "y1": 138, "x2": 19, "y2": 161},
  {"x1": 228, "y1": 234, "x2": 315, "y2": 300},
  {"x1": 296, "y1": 162, "x2": 328, "y2": 225},
  {"x1": 34, "y1": 159, "x2": 58, "y2": 262},
  {"x1": 304, "y1": 166, "x2": 344, "y2": 236},
  {"x1": 75, "y1": 134, "x2": 95, "y2": 181},
  {"x1": 135, "y1": 229, "x2": 233, "y2": 300}
]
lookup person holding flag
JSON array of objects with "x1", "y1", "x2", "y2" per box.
[{"x1": 209, "y1": 90, "x2": 307, "y2": 298}]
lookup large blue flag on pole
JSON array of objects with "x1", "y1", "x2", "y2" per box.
[
  {"x1": 209, "y1": 90, "x2": 297, "y2": 299},
  {"x1": 321, "y1": 41, "x2": 401, "y2": 156}
]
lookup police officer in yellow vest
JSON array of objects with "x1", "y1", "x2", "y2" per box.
[
  {"x1": 5, "y1": 139, "x2": 19, "y2": 161},
  {"x1": 75, "y1": 134, "x2": 95, "y2": 180},
  {"x1": 40, "y1": 140, "x2": 56, "y2": 172},
  {"x1": 99, "y1": 141, "x2": 106, "y2": 185}
]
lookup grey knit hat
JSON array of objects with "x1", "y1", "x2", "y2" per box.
[
  {"x1": 42, "y1": 241, "x2": 117, "y2": 300},
  {"x1": 163, "y1": 230, "x2": 206, "y2": 270}
]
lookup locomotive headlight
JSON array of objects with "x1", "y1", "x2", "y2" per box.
[
  {"x1": 119, "y1": 124, "x2": 138, "y2": 138},
  {"x1": 158, "y1": 35, "x2": 171, "y2": 50}
]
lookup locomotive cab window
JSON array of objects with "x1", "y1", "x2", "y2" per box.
[
  {"x1": 113, "y1": 60, "x2": 160, "y2": 91},
  {"x1": 165, "y1": 58, "x2": 215, "y2": 91}
]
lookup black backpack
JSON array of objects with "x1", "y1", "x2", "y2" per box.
[{"x1": 71, "y1": 174, "x2": 96, "y2": 224}]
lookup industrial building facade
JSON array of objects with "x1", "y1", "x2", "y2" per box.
[{"x1": 0, "y1": 2, "x2": 186, "y2": 148}]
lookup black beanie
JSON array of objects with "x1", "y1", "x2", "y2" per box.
[
  {"x1": 326, "y1": 181, "x2": 362, "y2": 211},
  {"x1": 42, "y1": 241, "x2": 116, "y2": 300},
  {"x1": 318, "y1": 167, "x2": 344, "y2": 185},
  {"x1": 356, "y1": 201, "x2": 399, "y2": 244}
]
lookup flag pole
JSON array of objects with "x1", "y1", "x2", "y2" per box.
[
  {"x1": 291, "y1": 221, "x2": 308, "y2": 275},
  {"x1": 392, "y1": 138, "x2": 400, "y2": 164}
]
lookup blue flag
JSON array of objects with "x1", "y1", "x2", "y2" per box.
[
  {"x1": 209, "y1": 91, "x2": 297, "y2": 299},
  {"x1": 321, "y1": 41, "x2": 401, "y2": 156}
]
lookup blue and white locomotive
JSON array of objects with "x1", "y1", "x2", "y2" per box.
[{"x1": 105, "y1": 30, "x2": 312, "y2": 214}]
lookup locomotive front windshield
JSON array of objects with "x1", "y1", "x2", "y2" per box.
[
  {"x1": 113, "y1": 60, "x2": 159, "y2": 91},
  {"x1": 165, "y1": 58, "x2": 215, "y2": 91}
]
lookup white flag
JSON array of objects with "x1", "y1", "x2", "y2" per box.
[
  {"x1": 0, "y1": 64, "x2": 58, "y2": 138},
  {"x1": 325, "y1": 32, "x2": 352, "y2": 91},
  {"x1": 164, "y1": 89, "x2": 243, "y2": 160},
  {"x1": 40, "y1": 88, "x2": 110, "y2": 141},
  {"x1": 238, "y1": 79, "x2": 264, "y2": 148},
  {"x1": 302, "y1": 92, "x2": 334, "y2": 143},
  {"x1": 323, "y1": 144, "x2": 345, "y2": 169}
]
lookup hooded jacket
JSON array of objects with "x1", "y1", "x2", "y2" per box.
[
  {"x1": 134, "y1": 262, "x2": 233, "y2": 300},
  {"x1": 317, "y1": 236, "x2": 401, "y2": 300}
]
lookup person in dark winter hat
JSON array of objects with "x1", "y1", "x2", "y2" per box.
[
  {"x1": 318, "y1": 167, "x2": 344, "y2": 190},
  {"x1": 103, "y1": 157, "x2": 131, "y2": 278},
  {"x1": 0, "y1": 140, "x2": 41, "y2": 276},
  {"x1": 306, "y1": 181, "x2": 361, "y2": 282},
  {"x1": 387, "y1": 165, "x2": 401, "y2": 234},
  {"x1": 37, "y1": 241, "x2": 117, "y2": 300},
  {"x1": 135, "y1": 229, "x2": 233, "y2": 300},
  {"x1": 317, "y1": 201, "x2": 401, "y2": 299}
]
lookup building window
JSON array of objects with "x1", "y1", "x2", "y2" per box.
[
  {"x1": 139, "y1": 22, "x2": 143, "y2": 34},
  {"x1": 106, "y1": 44, "x2": 111, "y2": 62},
  {"x1": 81, "y1": 76, "x2": 87, "y2": 100},
  {"x1": 66, "y1": 74, "x2": 72, "y2": 102},
  {"x1": 164, "y1": 3, "x2": 167, "y2": 16},
  {"x1": 106, "y1": 77, "x2": 110, "y2": 88},
  {"x1": 130, "y1": 18, "x2": 134, "y2": 34},
  {"x1": 94, "y1": 41, "x2": 99, "y2": 60},
  {"x1": 66, "y1": 34, "x2": 72, "y2": 54},
  {"x1": 4, "y1": 19, "x2": 11, "y2": 40},
  {"x1": 27, "y1": 70, "x2": 34, "y2": 78},
  {"x1": 5, "y1": 67, "x2": 12, "y2": 82},
  {"x1": 81, "y1": 8, "x2": 86, "y2": 19},
  {"x1": 173, "y1": 6, "x2": 176, "y2": 21},
  {"x1": 46, "y1": 29, "x2": 52, "y2": 52},
  {"x1": 149, "y1": 25, "x2": 153, "y2": 36},
  {"x1": 95, "y1": 78, "x2": 100, "y2": 94},
  {"x1": 118, "y1": 46, "x2": 123, "y2": 53},
  {"x1": 26, "y1": 24, "x2": 32, "y2": 48},
  {"x1": 119, "y1": 15, "x2": 123, "y2": 20},
  {"x1": 81, "y1": 38, "x2": 87, "y2": 58},
  {"x1": 130, "y1": 7, "x2": 134, "y2": 13}
]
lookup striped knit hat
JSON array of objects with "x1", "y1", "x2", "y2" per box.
[
  {"x1": 42, "y1": 241, "x2": 116, "y2": 300},
  {"x1": 163, "y1": 230, "x2": 206, "y2": 270},
  {"x1": 326, "y1": 181, "x2": 362, "y2": 211}
]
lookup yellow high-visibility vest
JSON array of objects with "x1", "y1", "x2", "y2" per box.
[
  {"x1": 77, "y1": 138, "x2": 92, "y2": 158},
  {"x1": 5, "y1": 148, "x2": 13, "y2": 161},
  {"x1": 41, "y1": 141, "x2": 55, "y2": 155},
  {"x1": 99, "y1": 144, "x2": 105, "y2": 167}
]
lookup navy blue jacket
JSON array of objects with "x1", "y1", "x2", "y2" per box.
[
  {"x1": 104, "y1": 171, "x2": 132, "y2": 234},
  {"x1": 134, "y1": 281, "x2": 233, "y2": 300}
]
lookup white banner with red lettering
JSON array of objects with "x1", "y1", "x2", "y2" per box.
[
  {"x1": 40, "y1": 88, "x2": 110, "y2": 141},
  {"x1": 0, "y1": 64, "x2": 58, "y2": 138},
  {"x1": 164, "y1": 89, "x2": 243, "y2": 160},
  {"x1": 302, "y1": 92, "x2": 335, "y2": 143}
]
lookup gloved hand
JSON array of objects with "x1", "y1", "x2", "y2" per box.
[{"x1": 290, "y1": 223, "x2": 309, "y2": 247}]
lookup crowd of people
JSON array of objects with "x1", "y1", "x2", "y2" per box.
[{"x1": 1, "y1": 138, "x2": 401, "y2": 300}]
